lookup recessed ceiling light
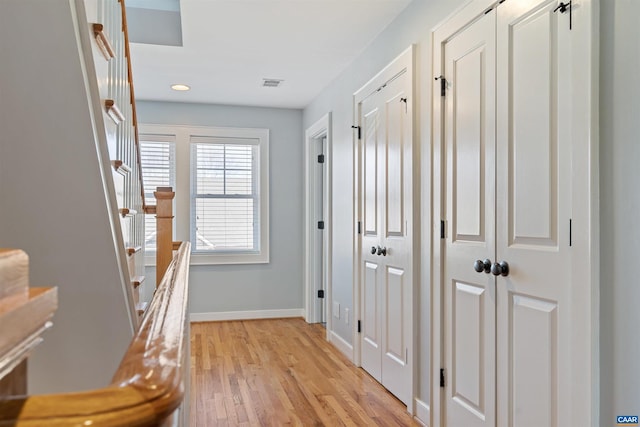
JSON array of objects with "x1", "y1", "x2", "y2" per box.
[
  {"x1": 262, "y1": 78, "x2": 284, "y2": 88},
  {"x1": 171, "y1": 84, "x2": 190, "y2": 91}
]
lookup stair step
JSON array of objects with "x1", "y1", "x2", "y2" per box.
[
  {"x1": 131, "y1": 276, "x2": 145, "y2": 289},
  {"x1": 136, "y1": 301, "x2": 148, "y2": 316},
  {"x1": 105, "y1": 99, "x2": 125, "y2": 125},
  {"x1": 126, "y1": 246, "x2": 142, "y2": 256},
  {"x1": 92, "y1": 23, "x2": 115, "y2": 61},
  {"x1": 0, "y1": 288, "x2": 58, "y2": 357},
  {"x1": 119, "y1": 208, "x2": 138, "y2": 218},
  {"x1": 111, "y1": 160, "x2": 131, "y2": 175}
]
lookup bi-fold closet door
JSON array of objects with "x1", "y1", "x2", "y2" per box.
[
  {"x1": 357, "y1": 47, "x2": 413, "y2": 406},
  {"x1": 439, "y1": 1, "x2": 573, "y2": 426}
]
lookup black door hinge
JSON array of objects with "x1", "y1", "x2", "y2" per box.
[
  {"x1": 317, "y1": 289, "x2": 325, "y2": 298},
  {"x1": 357, "y1": 320, "x2": 362, "y2": 333},
  {"x1": 357, "y1": 221, "x2": 361, "y2": 234},
  {"x1": 440, "y1": 369, "x2": 446, "y2": 387},
  {"x1": 317, "y1": 154, "x2": 325, "y2": 164},
  {"x1": 554, "y1": 1, "x2": 570, "y2": 13},
  {"x1": 553, "y1": 1, "x2": 572, "y2": 30},
  {"x1": 318, "y1": 221, "x2": 325, "y2": 230},
  {"x1": 440, "y1": 220, "x2": 446, "y2": 239},
  {"x1": 569, "y1": 218, "x2": 572, "y2": 247},
  {"x1": 351, "y1": 125, "x2": 361, "y2": 139},
  {"x1": 435, "y1": 76, "x2": 447, "y2": 96}
]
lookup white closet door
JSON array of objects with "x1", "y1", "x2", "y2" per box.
[
  {"x1": 359, "y1": 51, "x2": 413, "y2": 405},
  {"x1": 379, "y1": 72, "x2": 412, "y2": 404},
  {"x1": 442, "y1": 9, "x2": 497, "y2": 427},
  {"x1": 361, "y1": 90, "x2": 383, "y2": 383},
  {"x1": 436, "y1": 0, "x2": 592, "y2": 425},
  {"x1": 496, "y1": 1, "x2": 572, "y2": 426}
]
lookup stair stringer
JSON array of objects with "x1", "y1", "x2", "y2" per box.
[{"x1": 0, "y1": 0, "x2": 138, "y2": 394}]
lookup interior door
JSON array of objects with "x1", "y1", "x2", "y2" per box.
[
  {"x1": 442, "y1": 1, "x2": 573, "y2": 426},
  {"x1": 439, "y1": 0, "x2": 591, "y2": 425},
  {"x1": 495, "y1": 1, "x2": 572, "y2": 426},
  {"x1": 443, "y1": 9, "x2": 496, "y2": 427},
  {"x1": 361, "y1": 90, "x2": 383, "y2": 383},
  {"x1": 359, "y1": 65, "x2": 412, "y2": 405}
]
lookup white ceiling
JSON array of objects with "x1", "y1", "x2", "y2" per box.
[{"x1": 128, "y1": 0, "x2": 412, "y2": 109}]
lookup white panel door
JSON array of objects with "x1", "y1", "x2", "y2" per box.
[
  {"x1": 379, "y1": 73, "x2": 412, "y2": 404},
  {"x1": 361, "y1": 92, "x2": 383, "y2": 382},
  {"x1": 359, "y1": 57, "x2": 413, "y2": 405},
  {"x1": 443, "y1": 10, "x2": 496, "y2": 427},
  {"x1": 496, "y1": 1, "x2": 571, "y2": 426},
  {"x1": 441, "y1": 1, "x2": 572, "y2": 426},
  {"x1": 437, "y1": 0, "x2": 591, "y2": 425}
]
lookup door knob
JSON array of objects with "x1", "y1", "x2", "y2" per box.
[
  {"x1": 474, "y1": 259, "x2": 492, "y2": 273},
  {"x1": 377, "y1": 246, "x2": 387, "y2": 256},
  {"x1": 491, "y1": 261, "x2": 510, "y2": 277},
  {"x1": 371, "y1": 246, "x2": 377, "y2": 255}
]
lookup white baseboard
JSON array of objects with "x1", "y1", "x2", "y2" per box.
[
  {"x1": 329, "y1": 330, "x2": 354, "y2": 361},
  {"x1": 190, "y1": 308, "x2": 304, "y2": 322},
  {"x1": 415, "y1": 398, "x2": 430, "y2": 427}
]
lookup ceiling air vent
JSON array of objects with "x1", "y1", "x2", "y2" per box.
[{"x1": 262, "y1": 78, "x2": 283, "y2": 88}]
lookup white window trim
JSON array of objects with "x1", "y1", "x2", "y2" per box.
[
  {"x1": 139, "y1": 124, "x2": 269, "y2": 266},
  {"x1": 139, "y1": 134, "x2": 176, "y2": 253}
]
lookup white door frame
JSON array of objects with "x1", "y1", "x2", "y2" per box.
[
  {"x1": 353, "y1": 45, "x2": 415, "y2": 412},
  {"x1": 304, "y1": 113, "x2": 332, "y2": 335},
  {"x1": 430, "y1": 1, "x2": 599, "y2": 426}
]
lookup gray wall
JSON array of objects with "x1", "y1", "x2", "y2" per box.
[
  {"x1": 0, "y1": 0, "x2": 135, "y2": 393},
  {"x1": 600, "y1": 0, "x2": 640, "y2": 422},
  {"x1": 137, "y1": 101, "x2": 304, "y2": 314},
  {"x1": 302, "y1": 0, "x2": 466, "y2": 405}
]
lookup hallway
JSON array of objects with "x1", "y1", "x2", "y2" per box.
[{"x1": 190, "y1": 318, "x2": 419, "y2": 426}]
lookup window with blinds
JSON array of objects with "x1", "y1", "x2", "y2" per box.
[
  {"x1": 138, "y1": 124, "x2": 269, "y2": 265},
  {"x1": 139, "y1": 137, "x2": 176, "y2": 251},
  {"x1": 190, "y1": 137, "x2": 260, "y2": 253}
]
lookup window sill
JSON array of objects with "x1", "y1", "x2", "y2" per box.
[
  {"x1": 190, "y1": 252, "x2": 269, "y2": 265},
  {"x1": 145, "y1": 251, "x2": 269, "y2": 266}
]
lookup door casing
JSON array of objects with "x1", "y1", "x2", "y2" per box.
[{"x1": 305, "y1": 113, "x2": 332, "y2": 335}]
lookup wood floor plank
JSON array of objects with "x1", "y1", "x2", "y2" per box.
[{"x1": 191, "y1": 318, "x2": 421, "y2": 426}]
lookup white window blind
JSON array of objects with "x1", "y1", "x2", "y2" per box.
[
  {"x1": 191, "y1": 137, "x2": 260, "y2": 253},
  {"x1": 139, "y1": 137, "x2": 175, "y2": 250}
]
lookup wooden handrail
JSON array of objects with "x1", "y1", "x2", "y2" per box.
[
  {"x1": 119, "y1": 0, "x2": 147, "y2": 211},
  {"x1": 0, "y1": 242, "x2": 191, "y2": 426}
]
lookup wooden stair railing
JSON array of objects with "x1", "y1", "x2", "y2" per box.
[
  {"x1": 93, "y1": 0, "x2": 149, "y2": 321},
  {"x1": 119, "y1": 0, "x2": 147, "y2": 213},
  {"x1": 0, "y1": 242, "x2": 191, "y2": 426},
  {"x1": 97, "y1": 0, "x2": 146, "y2": 221}
]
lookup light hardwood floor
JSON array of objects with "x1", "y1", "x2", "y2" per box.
[{"x1": 190, "y1": 318, "x2": 421, "y2": 426}]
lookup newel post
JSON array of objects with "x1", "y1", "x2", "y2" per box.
[{"x1": 154, "y1": 186, "x2": 175, "y2": 287}]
